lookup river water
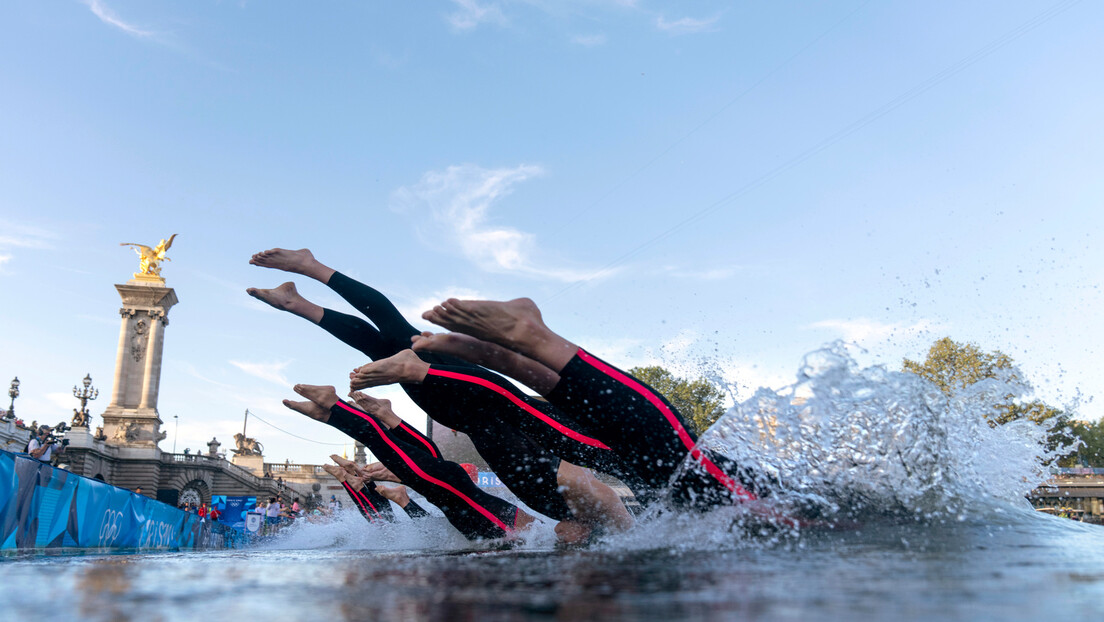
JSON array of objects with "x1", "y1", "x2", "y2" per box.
[
  {"x1": 0, "y1": 512, "x2": 1102, "y2": 621},
  {"x1": 2, "y1": 345, "x2": 1101, "y2": 620}
]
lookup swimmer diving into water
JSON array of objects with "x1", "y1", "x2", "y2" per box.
[
  {"x1": 248, "y1": 248, "x2": 633, "y2": 537},
  {"x1": 404, "y1": 297, "x2": 770, "y2": 511}
]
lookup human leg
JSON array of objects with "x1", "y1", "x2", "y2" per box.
[
  {"x1": 288, "y1": 384, "x2": 528, "y2": 540},
  {"x1": 250, "y1": 248, "x2": 336, "y2": 283},
  {"x1": 422, "y1": 297, "x2": 579, "y2": 373},
  {"x1": 322, "y1": 463, "x2": 395, "y2": 522},
  {"x1": 412, "y1": 331, "x2": 561, "y2": 395},
  {"x1": 349, "y1": 391, "x2": 442, "y2": 459},
  {"x1": 246, "y1": 282, "x2": 325, "y2": 324},
  {"x1": 422, "y1": 297, "x2": 758, "y2": 506},
  {"x1": 349, "y1": 349, "x2": 430, "y2": 390}
]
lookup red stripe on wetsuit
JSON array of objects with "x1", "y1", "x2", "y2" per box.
[
  {"x1": 576, "y1": 349, "x2": 756, "y2": 501},
  {"x1": 426, "y1": 367, "x2": 611, "y2": 450},
  {"x1": 334, "y1": 401, "x2": 514, "y2": 534}
]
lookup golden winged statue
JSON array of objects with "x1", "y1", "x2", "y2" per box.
[{"x1": 121, "y1": 234, "x2": 177, "y2": 281}]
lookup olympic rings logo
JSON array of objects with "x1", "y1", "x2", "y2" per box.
[{"x1": 98, "y1": 509, "x2": 124, "y2": 545}]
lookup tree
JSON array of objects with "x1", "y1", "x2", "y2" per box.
[
  {"x1": 628, "y1": 366, "x2": 726, "y2": 436},
  {"x1": 902, "y1": 337, "x2": 1072, "y2": 461},
  {"x1": 902, "y1": 337, "x2": 1018, "y2": 395},
  {"x1": 1066, "y1": 419, "x2": 1104, "y2": 468}
]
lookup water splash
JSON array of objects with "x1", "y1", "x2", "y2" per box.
[
  {"x1": 251, "y1": 343, "x2": 1079, "y2": 553},
  {"x1": 691, "y1": 342, "x2": 1072, "y2": 522}
]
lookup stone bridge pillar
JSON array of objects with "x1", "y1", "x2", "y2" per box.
[{"x1": 100, "y1": 278, "x2": 178, "y2": 449}]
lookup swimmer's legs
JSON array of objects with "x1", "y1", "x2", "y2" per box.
[
  {"x1": 556, "y1": 461, "x2": 634, "y2": 533},
  {"x1": 422, "y1": 298, "x2": 578, "y2": 374},
  {"x1": 296, "y1": 389, "x2": 528, "y2": 540},
  {"x1": 250, "y1": 248, "x2": 336, "y2": 284},
  {"x1": 350, "y1": 350, "x2": 430, "y2": 390},
  {"x1": 349, "y1": 391, "x2": 443, "y2": 459},
  {"x1": 412, "y1": 331, "x2": 561, "y2": 395},
  {"x1": 246, "y1": 282, "x2": 324, "y2": 324}
]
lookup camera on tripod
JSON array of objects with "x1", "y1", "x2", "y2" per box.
[{"x1": 44, "y1": 422, "x2": 71, "y2": 447}]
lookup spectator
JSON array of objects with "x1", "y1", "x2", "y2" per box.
[
  {"x1": 291, "y1": 498, "x2": 301, "y2": 516},
  {"x1": 328, "y1": 495, "x2": 341, "y2": 513},
  {"x1": 209, "y1": 506, "x2": 221, "y2": 522},
  {"x1": 26, "y1": 426, "x2": 65, "y2": 463},
  {"x1": 198, "y1": 503, "x2": 208, "y2": 520},
  {"x1": 266, "y1": 496, "x2": 282, "y2": 523}
]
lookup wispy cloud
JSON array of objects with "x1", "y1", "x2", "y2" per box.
[
  {"x1": 571, "y1": 34, "x2": 607, "y2": 47},
  {"x1": 0, "y1": 220, "x2": 57, "y2": 273},
  {"x1": 447, "y1": 0, "x2": 507, "y2": 31},
  {"x1": 81, "y1": 0, "x2": 156, "y2": 39},
  {"x1": 229, "y1": 360, "x2": 292, "y2": 387},
  {"x1": 655, "y1": 14, "x2": 721, "y2": 35},
  {"x1": 392, "y1": 164, "x2": 607, "y2": 282},
  {"x1": 0, "y1": 221, "x2": 56, "y2": 250}
]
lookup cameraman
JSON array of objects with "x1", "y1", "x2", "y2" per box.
[{"x1": 27, "y1": 425, "x2": 66, "y2": 463}]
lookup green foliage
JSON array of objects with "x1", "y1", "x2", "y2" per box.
[
  {"x1": 629, "y1": 366, "x2": 726, "y2": 436},
  {"x1": 1064, "y1": 419, "x2": 1104, "y2": 468},
  {"x1": 903, "y1": 337, "x2": 1073, "y2": 462},
  {"x1": 902, "y1": 337, "x2": 1018, "y2": 395}
]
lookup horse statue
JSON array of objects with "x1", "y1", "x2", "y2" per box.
[
  {"x1": 232, "y1": 432, "x2": 264, "y2": 456},
  {"x1": 120, "y1": 234, "x2": 177, "y2": 279}
]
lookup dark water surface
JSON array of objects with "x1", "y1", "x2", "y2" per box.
[{"x1": 2, "y1": 514, "x2": 1102, "y2": 621}]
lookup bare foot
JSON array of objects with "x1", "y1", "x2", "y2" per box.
[
  {"x1": 345, "y1": 471, "x2": 368, "y2": 490},
  {"x1": 377, "y1": 485, "x2": 411, "y2": 507},
  {"x1": 421, "y1": 298, "x2": 546, "y2": 351},
  {"x1": 554, "y1": 520, "x2": 594, "y2": 545},
  {"x1": 412, "y1": 331, "x2": 563, "y2": 395},
  {"x1": 411, "y1": 331, "x2": 493, "y2": 361},
  {"x1": 246, "y1": 282, "x2": 324, "y2": 323},
  {"x1": 348, "y1": 392, "x2": 401, "y2": 428},
  {"x1": 321, "y1": 463, "x2": 347, "y2": 483},
  {"x1": 282, "y1": 398, "x2": 331, "y2": 423},
  {"x1": 292, "y1": 384, "x2": 339, "y2": 410},
  {"x1": 349, "y1": 350, "x2": 429, "y2": 390},
  {"x1": 363, "y1": 461, "x2": 402, "y2": 484},
  {"x1": 330, "y1": 454, "x2": 362, "y2": 477},
  {"x1": 249, "y1": 248, "x2": 334, "y2": 282}
]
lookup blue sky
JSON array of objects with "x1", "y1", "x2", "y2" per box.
[{"x1": 1, "y1": 0, "x2": 1101, "y2": 464}]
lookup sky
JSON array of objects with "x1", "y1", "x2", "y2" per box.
[{"x1": 1, "y1": 0, "x2": 1101, "y2": 465}]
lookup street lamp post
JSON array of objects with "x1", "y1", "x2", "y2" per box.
[
  {"x1": 6, "y1": 377, "x2": 19, "y2": 420},
  {"x1": 173, "y1": 415, "x2": 179, "y2": 454},
  {"x1": 71, "y1": 374, "x2": 98, "y2": 427}
]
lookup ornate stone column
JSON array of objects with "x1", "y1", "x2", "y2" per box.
[{"x1": 100, "y1": 280, "x2": 178, "y2": 449}]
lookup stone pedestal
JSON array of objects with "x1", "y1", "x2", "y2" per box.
[
  {"x1": 100, "y1": 280, "x2": 178, "y2": 449},
  {"x1": 232, "y1": 453, "x2": 265, "y2": 476}
]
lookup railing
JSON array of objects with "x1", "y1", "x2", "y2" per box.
[
  {"x1": 264, "y1": 462, "x2": 328, "y2": 476},
  {"x1": 161, "y1": 453, "x2": 330, "y2": 487},
  {"x1": 165, "y1": 453, "x2": 222, "y2": 465},
  {"x1": 161, "y1": 453, "x2": 271, "y2": 490}
]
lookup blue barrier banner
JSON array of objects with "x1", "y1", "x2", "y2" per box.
[
  {"x1": 212, "y1": 495, "x2": 255, "y2": 531},
  {"x1": 0, "y1": 449, "x2": 247, "y2": 551}
]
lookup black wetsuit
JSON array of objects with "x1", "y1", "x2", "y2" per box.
[
  {"x1": 342, "y1": 480, "x2": 428, "y2": 523},
  {"x1": 342, "y1": 480, "x2": 394, "y2": 522},
  {"x1": 546, "y1": 349, "x2": 763, "y2": 509},
  {"x1": 317, "y1": 272, "x2": 575, "y2": 520},
  {"x1": 328, "y1": 399, "x2": 519, "y2": 540}
]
